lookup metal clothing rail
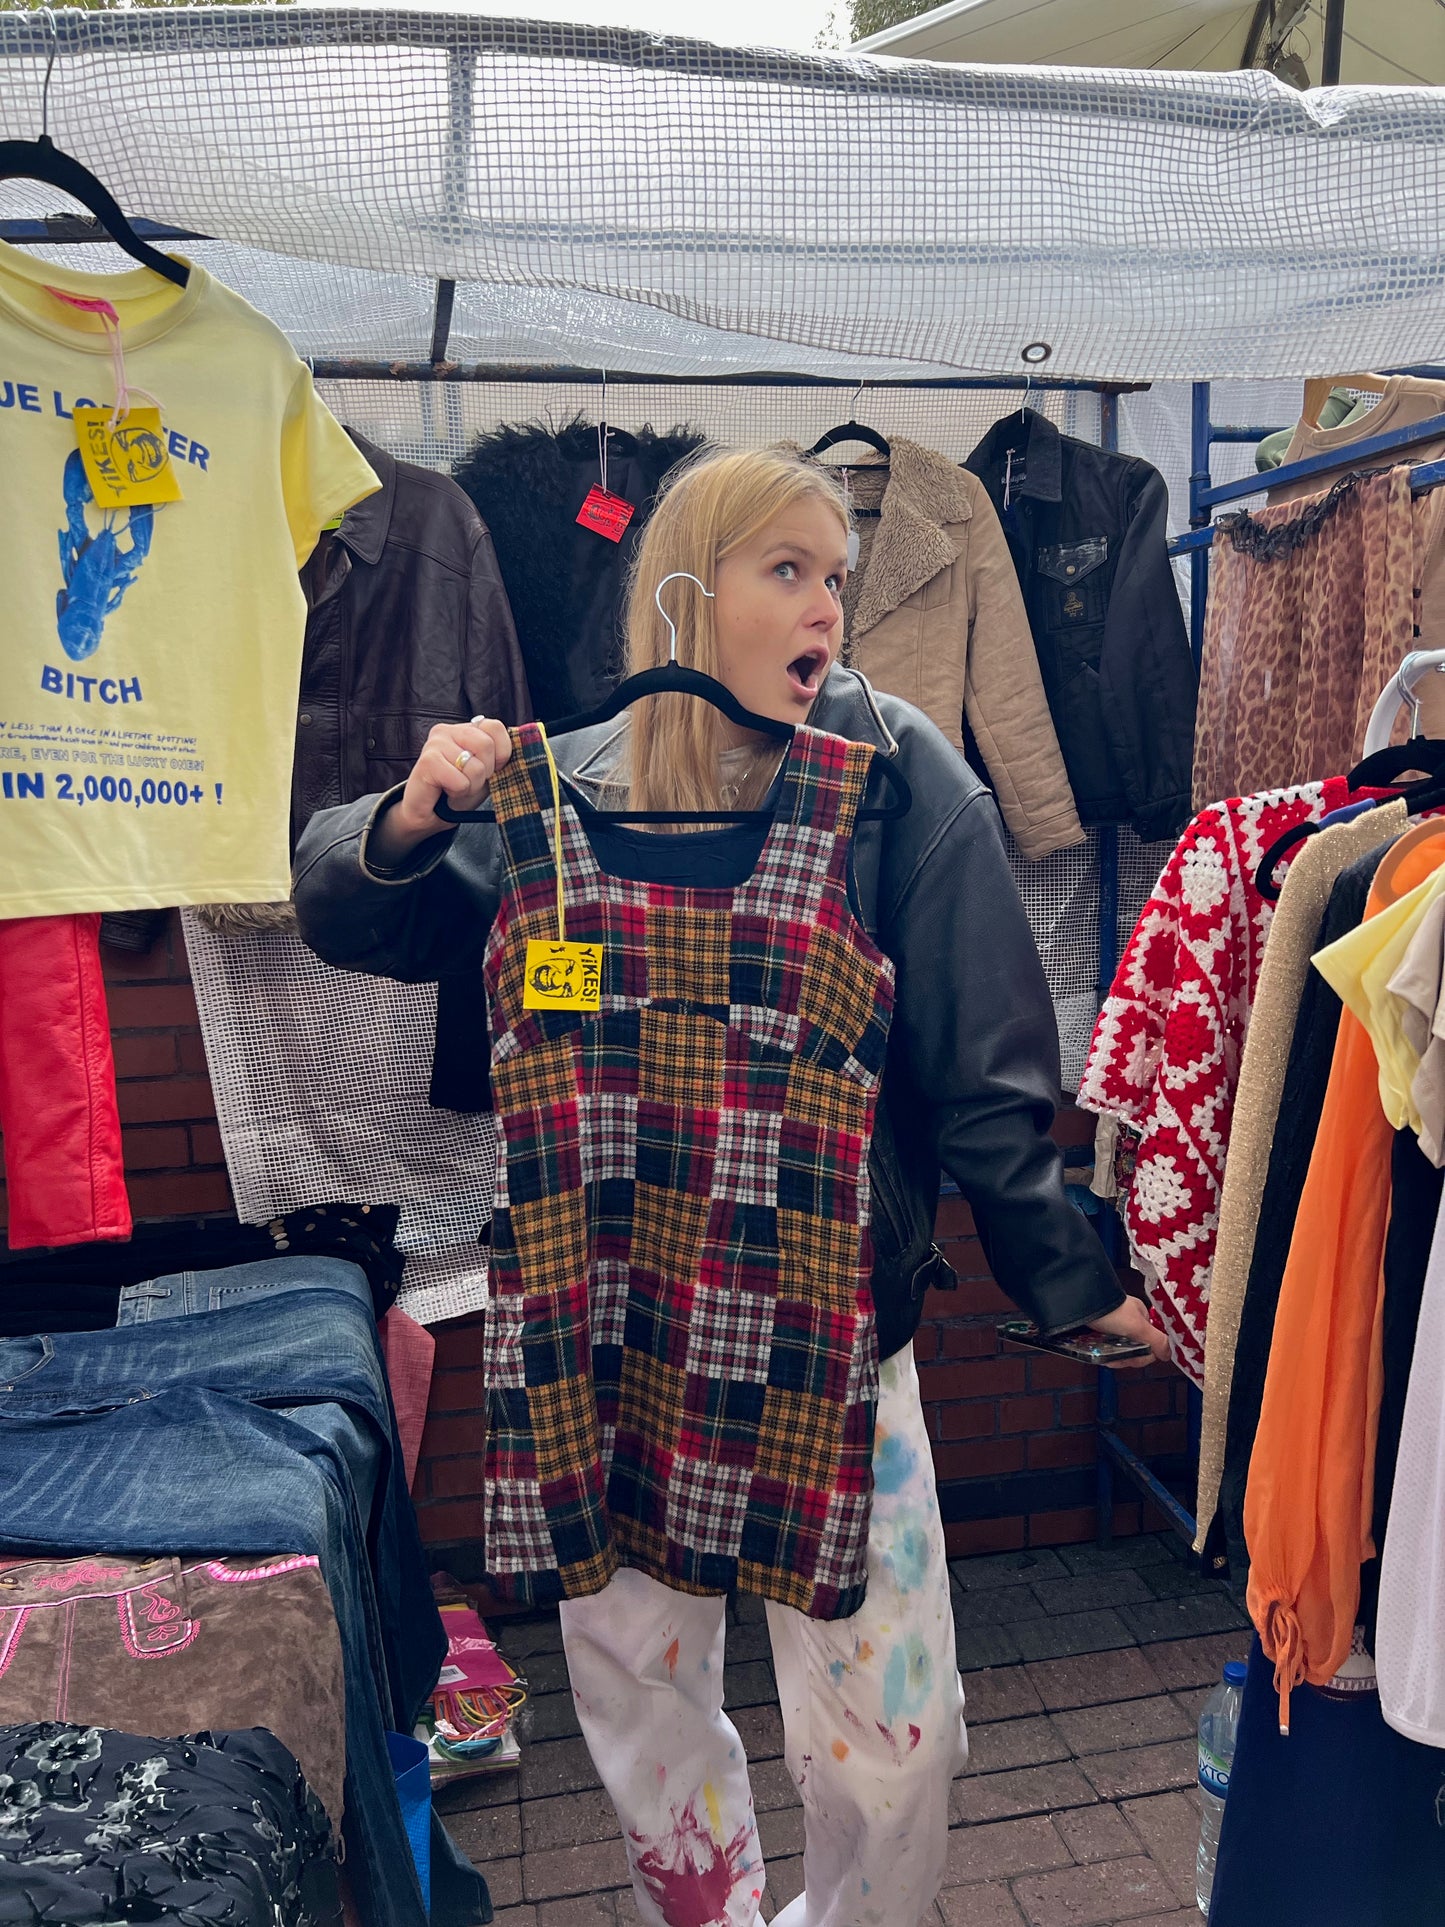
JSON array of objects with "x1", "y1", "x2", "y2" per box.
[
  {"x1": 1167, "y1": 384, "x2": 1445, "y2": 664},
  {"x1": 307, "y1": 363, "x2": 1144, "y2": 393},
  {"x1": 1087, "y1": 392, "x2": 1192, "y2": 1552}
]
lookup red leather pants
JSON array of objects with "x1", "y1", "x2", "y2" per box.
[{"x1": 0, "y1": 914, "x2": 131, "y2": 1248}]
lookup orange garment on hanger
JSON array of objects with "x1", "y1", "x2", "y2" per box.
[{"x1": 1245, "y1": 825, "x2": 1445, "y2": 1733}]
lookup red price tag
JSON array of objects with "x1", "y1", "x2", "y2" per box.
[{"x1": 576, "y1": 486, "x2": 635, "y2": 543}]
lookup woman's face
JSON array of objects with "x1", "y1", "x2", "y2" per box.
[{"x1": 710, "y1": 496, "x2": 848, "y2": 727}]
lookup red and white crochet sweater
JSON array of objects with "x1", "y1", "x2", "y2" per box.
[{"x1": 1078, "y1": 777, "x2": 1360, "y2": 1385}]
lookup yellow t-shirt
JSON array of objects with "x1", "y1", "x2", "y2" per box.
[
  {"x1": 0, "y1": 242, "x2": 379, "y2": 917},
  {"x1": 1313, "y1": 854, "x2": 1445, "y2": 1132}
]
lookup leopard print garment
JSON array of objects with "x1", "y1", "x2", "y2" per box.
[{"x1": 1193, "y1": 465, "x2": 1417, "y2": 811}]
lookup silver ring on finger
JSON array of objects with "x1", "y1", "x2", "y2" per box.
[{"x1": 454, "y1": 749, "x2": 473, "y2": 772}]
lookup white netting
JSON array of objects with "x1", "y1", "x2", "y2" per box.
[
  {"x1": 181, "y1": 913, "x2": 495, "y2": 1326},
  {"x1": 313, "y1": 377, "x2": 1100, "y2": 472},
  {"x1": 1002, "y1": 828, "x2": 1175, "y2": 1093},
  {"x1": 2, "y1": 9, "x2": 1444, "y2": 380}
]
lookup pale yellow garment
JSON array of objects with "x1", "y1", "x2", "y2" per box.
[
  {"x1": 1314, "y1": 858, "x2": 1445, "y2": 1130},
  {"x1": 1193, "y1": 802, "x2": 1408, "y2": 1557},
  {"x1": 1386, "y1": 893, "x2": 1445, "y2": 1166},
  {"x1": 0, "y1": 240, "x2": 379, "y2": 917}
]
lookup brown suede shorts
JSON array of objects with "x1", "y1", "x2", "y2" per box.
[{"x1": 0, "y1": 1552, "x2": 346, "y2": 1826}]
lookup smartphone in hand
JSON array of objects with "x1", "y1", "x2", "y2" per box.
[{"x1": 996, "y1": 1318, "x2": 1153, "y2": 1367}]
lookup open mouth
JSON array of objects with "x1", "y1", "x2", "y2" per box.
[{"x1": 786, "y1": 645, "x2": 830, "y2": 696}]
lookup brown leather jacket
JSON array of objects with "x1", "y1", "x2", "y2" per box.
[{"x1": 293, "y1": 429, "x2": 532, "y2": 845}]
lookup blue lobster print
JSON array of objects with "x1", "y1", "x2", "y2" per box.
[{"x1": 55, "y1": 448, "x2": 154, "y2": 661}]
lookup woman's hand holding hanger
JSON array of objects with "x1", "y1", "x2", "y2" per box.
[{"x1": 368, "y1": 716, "x2": 512, "y2": 866}]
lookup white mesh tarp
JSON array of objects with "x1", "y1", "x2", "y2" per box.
[
  {"x1": 1001, "y1": 827, "x2": 1175, "y2": 1092},
  {"x1": 2, "y1": 8, "x2": 1445, "y2": 380}
]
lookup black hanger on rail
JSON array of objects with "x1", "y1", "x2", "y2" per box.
[
  {"x1": 0, "y1": 21, "x2": 188, "y2": 290},
  {"x1": 808, "y1": 419, "x2": 891, "y2": 459},
  {"x1": 1254, "y1": 738, "x2": 1445, "y2": 900},
  {"x1": 808, "y1": 378, "x2": 890, "y2": 462},
  {"x1": 1348, "y1": 736, "x2": 1445, "y2": 790},
  {"x1": 436, "y1": 570, "x2": 912, "y2": 828}
]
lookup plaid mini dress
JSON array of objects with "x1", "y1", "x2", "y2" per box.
[{"x1": 481, "y1": 722, "x2": 896, "y2": 1618}]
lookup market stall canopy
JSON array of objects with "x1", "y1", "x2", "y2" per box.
[
  {"x1": 851, "y1": 0, "x2": 1442, "y2": 88},
  {"x1": 2, "y1": 7, "x2": 1444, "y2": 380}
]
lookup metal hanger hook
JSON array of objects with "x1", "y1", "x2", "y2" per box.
[
  {"x1": 597, "y1": 368, "x2": 609, "y2": 491},
  {"x1": 1396, "y1": 650, "x2": 1427, "y2": 739},
  {"x1": 39, "y1": 8, "x2": 59, "y2": 141},
  {"x1": 655, "y1": 570, "x2": 714, "y2": 665},
  {"x1": 849, "y1": 376, "x2": 866, "y2": 418}
]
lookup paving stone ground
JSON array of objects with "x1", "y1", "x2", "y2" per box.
[{"x1": 441, "y1": 1533, "x2": 1249, "y2": 1925}]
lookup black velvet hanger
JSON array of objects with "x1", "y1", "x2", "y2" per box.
[
  {"x1": 0, "y1": 136, "x2": 189, "y2": 289},
  {"x1": 1254, "y1": 745, "x2": 1445, "y2": 900},
  {"x1": 807, "y1": 421, "x2": 891, "y2": 460},
  {"x1": 436, "y1": 667, "x2": 912, "y2": 826},
  {"x1": 437, "y1": 571, "x2": 912, "y2": 828},
  {"x1": 1348, "y1": 737, "x2": 1445, "y2": 790},
  {"x1": 1254, "y1": 820, "x2": 1319, "y2": 900}
]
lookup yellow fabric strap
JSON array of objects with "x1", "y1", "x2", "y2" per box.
[{"x1": 537, "y1": 725, "x2": 566, "y2": 942}]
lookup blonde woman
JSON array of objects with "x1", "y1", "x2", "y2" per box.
[{"x1": 295, "y1": 447, "x2": 1163, "y2": 1927}]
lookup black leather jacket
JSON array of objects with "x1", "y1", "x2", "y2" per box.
[{"x1": 291, "y1": 668, "x2": 1125, "y2": 1359}]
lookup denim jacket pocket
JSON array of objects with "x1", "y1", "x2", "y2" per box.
[{"x1": 1036, "y1": 536, "x2": 1110, "y2": 637}]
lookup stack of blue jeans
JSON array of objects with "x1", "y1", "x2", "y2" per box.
[{"x1": 0, "y1": 1261, "x2": 484, "y2": 1927}]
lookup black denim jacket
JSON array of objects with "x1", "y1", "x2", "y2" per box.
[{"x1": 966, "y1": 410, "x2": 1197, "y2": 844}]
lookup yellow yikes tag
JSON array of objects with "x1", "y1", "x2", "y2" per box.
[
  {"x1": 74, "y1": 407, "x2": 184, "y2": 509},
  {"x1": 523, "y1": 939, "x2": 602, "y2": 1011}
]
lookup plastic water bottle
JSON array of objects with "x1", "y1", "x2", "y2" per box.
[{"x1": 1196, "y1": 1659, "x2": 1248, "y2": 1916}]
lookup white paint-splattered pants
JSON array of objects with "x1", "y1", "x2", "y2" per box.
[{"x1": 558, "y1": 1347, "x2": 968, "y2": 1927}]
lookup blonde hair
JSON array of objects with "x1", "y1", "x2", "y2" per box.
[{"x1": 621, "y1": 446, "x2": 850, "y2": 815}]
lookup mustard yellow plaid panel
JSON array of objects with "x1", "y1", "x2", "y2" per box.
[
  {"x1": 525, "y1": 1374, "x2": 604, "y2": 1485},
  {"x1": 636, "y1": 1005, "x2": 726, "y2": 1108},
  {"x1": 630, "y1": 1180, "x2": 712, "y2": 1284},
  {"x1": 796, "y1": 921, "x2": 893, "y2": 1049},
  {"x1": 751, "y1": 1385, "x2": 847, "y2": 1485},
  {"x1": 645, "y1": 905, "x2": 733, "y2": 1005},
  {"x1": 493, "y1": 1033, "x2": 580, "y2": 1114},
  {"x1": 785, "y1": 1057, "x2": 867, "y2": 1135},
  {"x1": 508, "y1": 1187, "x2": 589, "y2": 1295}
]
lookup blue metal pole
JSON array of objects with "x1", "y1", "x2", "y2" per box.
[
  {"x1": 1096, "y1": 1356, "x2": 1118, "y2": 1547},
  {"x1": 1188, "y1": 381, "x2": 1212, "y2": 668},
  {"x1": 1093, "y1": 387, "x2": 1124, "y2": 1545}
]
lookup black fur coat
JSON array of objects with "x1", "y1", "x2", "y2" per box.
[{"x1": 452, "y1": 415, "x2": 705, "y2": 724}]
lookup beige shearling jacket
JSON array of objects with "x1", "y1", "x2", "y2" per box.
[{"x1": 844, "y1": 437, "x2": 1084, "y2": 860}]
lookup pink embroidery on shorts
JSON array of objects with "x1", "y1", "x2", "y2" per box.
[
  {"x1": 0, "y1": 1609, "x2": 30, "y2": 1681},
  {"x1": 19, "y1": 1562, "x2": 128, "y2": 1595},
  {"x1": 201, "y1": 1555, "x2": 319, "y2": 1584},
  {"x1": 118, "y1": 1582, "x2": 198, "y2": 1660}
]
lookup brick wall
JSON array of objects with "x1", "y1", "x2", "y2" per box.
[
  {"x1": 1, "y1": 911, "x2": 1182, "y2": 1559},
  {"x1": 919, "y1": 1193, "x2": 1185, "y2": 1559},
  {"x1": 101, "y1": 919, "x2": 234, "y2": 1221}
]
